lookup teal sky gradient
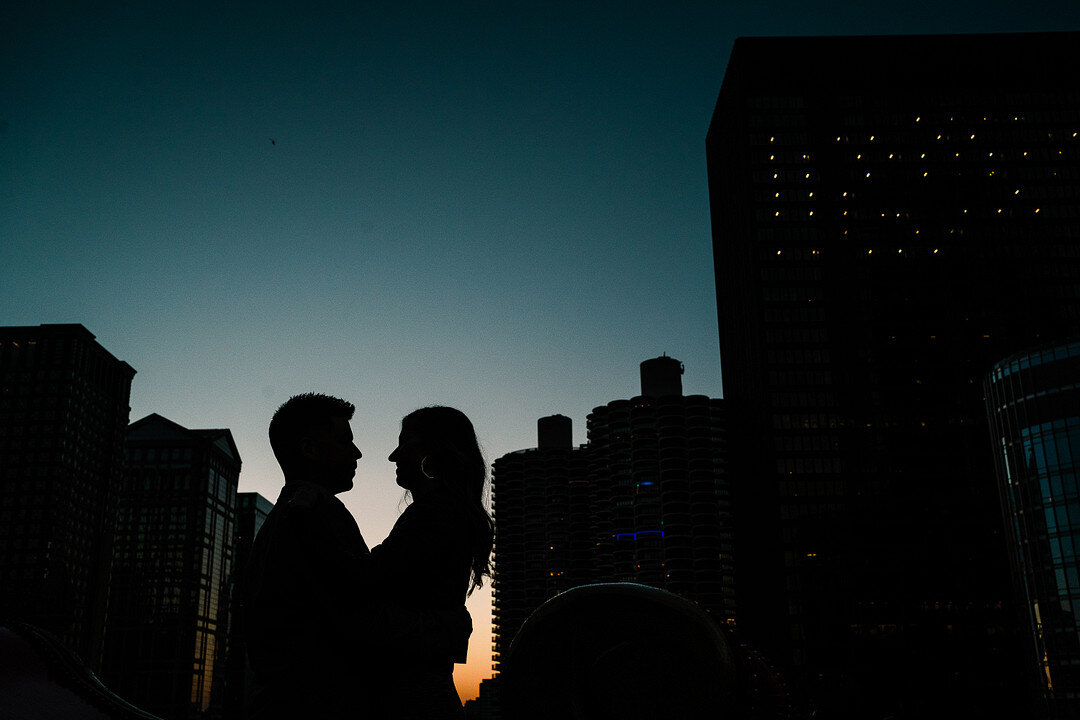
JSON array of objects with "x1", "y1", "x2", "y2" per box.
[{"x1": 4, "y1": 0, "x2": 1079, "y2": 700}]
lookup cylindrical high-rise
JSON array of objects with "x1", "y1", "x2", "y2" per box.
[{"x1": 986, "y1": 339, "x2": 1080, "y2": 718}]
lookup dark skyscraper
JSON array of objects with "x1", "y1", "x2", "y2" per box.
[
  {"x1": 491, "y1": 414, "x2": 590, "y2": 674},
  {"x1": 491, "y1": 358, "x2": 730, "y2": 673},
  {"x1": 224, "y1": 491, "x2": 273, "y2": 719},
  {"x1": 102, "y1": 413, "x2": 240, "y2": 720},
  {"x1": 708, "y1": 32, "x2": 1080, "y2": 716},
  {"x1": 0, "y1": 323, "x2": 135, "y2": 671},
  {"x1": 986, "y1": 340, "x2": 1080, "y2": 717}
]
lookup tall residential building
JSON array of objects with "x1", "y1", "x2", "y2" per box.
[
  {"x1": 102, "y1": 413, "x2": 240, "y2": 720},
  {"x1": 491, "y1": 357, "x2": 729, "y2": 673},
  {"x1": 224, "y1": 491, "x2": 273, "y2": 719},
  {"x1": 708, "y1": 32, "x2": 1080, "y2": 716},
  {"x1": 587, "y1": 356, "x2": 731, "y2": 616},
  {"x1": 0, "y1": 323, "x2": 135, "y2": 671},
  {"x1": 491, "y1": 414, "x2": 590, "y2": 674},
  {"x1": 986, "y1": 340, "x2": 1080, "y2": 717}
]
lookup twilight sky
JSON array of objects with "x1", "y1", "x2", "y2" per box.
[{"x1": 4, "y1": 0, "x2": 1079, "y2": 702}]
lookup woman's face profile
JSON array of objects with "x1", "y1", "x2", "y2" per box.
[{"x1": 389, "y1": 427, "x2": 425, "y2": 490}]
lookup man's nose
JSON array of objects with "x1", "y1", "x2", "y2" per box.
[{"x1": 353, "y1": 444, "x2": 362, "y2": 459}]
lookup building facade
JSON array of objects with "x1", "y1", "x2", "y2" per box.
[
  {"x1": 491, "y1": 414, "x2": 590, "y2": 674},
  {"x1": 491, "y1": 358, "x2": 730, "y2": 674},
  {"x1": 223, "y1": 491, "x2": 273, "y2": 719},
  {"x1": 0, "y1": 323, "x2": 135, "y2": 671},
  {"x1": 586, "y1": 356, "x2": 731, "y2": 616},
  {"x1": 708, "y1": 32, "x2": 1080, "y2": 716},
  {"x1": 102, "y1": 413, "x2": 240, "y2": 720},
  {"x1": 986, "y1": 340, "x2": 1080, "y2": 717}
]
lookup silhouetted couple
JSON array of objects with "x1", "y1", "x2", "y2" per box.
[{"x1": 243, "y1": 394, "x2": 494, "y2": 719}]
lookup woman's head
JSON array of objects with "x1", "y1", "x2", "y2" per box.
[
  {"x1": 389, "y1": 406, "x2": 494, "y2": 594},
  {"x1": 389, "y1": 406, "x2": 484, "y2": 493}
]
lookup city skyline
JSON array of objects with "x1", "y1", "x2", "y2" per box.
[{"x1": 6, "y1": 2, "x2": 1080, "y2": 703}]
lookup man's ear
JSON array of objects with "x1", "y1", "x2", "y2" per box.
[{"x1": 299, "y1": 436, "x2": 320, "y2": 462}]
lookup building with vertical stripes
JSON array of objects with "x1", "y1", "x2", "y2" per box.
[{"x1": 102, "y1": 413, "x2": 240, "y2": 719}]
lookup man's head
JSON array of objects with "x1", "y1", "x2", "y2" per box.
[{"x1": 269, "y1": 393, "x2": 362, "y2": 493}]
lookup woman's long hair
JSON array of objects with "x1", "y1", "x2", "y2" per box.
[{"x1": 402, "y1": 406, "x2": 494, "y2": 596}]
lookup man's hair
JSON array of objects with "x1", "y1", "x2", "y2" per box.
[{"x1": 269, "y1": 393, "x2": 355, "y2": 474}]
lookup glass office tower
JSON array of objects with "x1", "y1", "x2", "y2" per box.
[
  {"x1": 103, "y1": 413, "x2": 240, "y2": 719},
  {"x1": 987, "y1": 340, "x2": 1080, "y2": 718}
]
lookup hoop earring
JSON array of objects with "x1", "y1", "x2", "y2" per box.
[{"x1": 421, "y1": 456, "x2": 436, "y2": 479}]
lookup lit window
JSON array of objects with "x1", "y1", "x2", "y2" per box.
[
  {"x1": 808, "y1": 192, "x2": 814, "y2": 198},
  {"x1": 937, "y1": 134, "x2": 942, "y2": 140},
  {"x1": 970, "y1": 134, "x2": 975, "y2": 140},
  {"x1": 867, "y1": 249, "x2": 873, "y2": 254},
  {"x1": 856, "y1": 153, "x2": 862, "y2": 159},
  {"x1": 770, "y1": 136, "x2": 775, "y2": 143},
  {"x1": 933, "y1": 249, "x2": 939, "y2": 254},
  {"x1": 777, "y1": 250, "x2": 782, "y2": 255},
  {"x1": 866, "y1": 172, "x2": 871, "y2": 178},
  {"x1": 770, "y1": 154, "x2": 775, "y2": 160},
  {"x1": 1014, "y1": 189, "x2": 1021, "y2": 195},
  {"x1": 889, "y1": 153, "x2": 894, "y2": 159},
  {"x1": 920, "y1": 153, "x2": 926, "y2": 159},
  {"x1": 775, "y1": 192, "x2": 781, "y2": 198},
  {"x1": 870, "y1": 135, "x2": 875, "y2": 141},
  {"x1": 805, "y1": 173, "x2": 811, "y2": 179},
  {"x1": 923, "y1": 171, "x2": 928, "y2": 177},
  {"x1": 809, "y1": 210, "x2": 814, "y2": 216},
  {"x1": 915, "y1": 116, "x2": 921, "y2": 122},
  {"x1": 773, "y1": 173, "x2": 779, "y2": 179},
  {"x1": 1035, "y1": 208, "x2": 1041, "y2": 214},
  {"x1": 775, "y1": 211, "x2": 781, "y2": 217}
]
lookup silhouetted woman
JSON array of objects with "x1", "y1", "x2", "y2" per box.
[{"x1": 370, "y1": 406, "x2": 494, "y2": 719}]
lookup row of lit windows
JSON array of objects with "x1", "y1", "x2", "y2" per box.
[
  {"x1": 764, "y1": 307, "x2": 826, "y2": 323},
  {"x1": 778, "y1": 496, "x2": 843, "y2": 516},
  {"x1": 766, "y1": 349, "x2": 831, "y2": 364},
  {"x1": 774, "y1": 435, "x2": 840, "y2": 453},
  {"x1": 772, "y1": 413, "x2": 843, "y2": 430},
  {"x1": 771, "y1": 391, "x2": 838, "y2": 409},
  {"x1": 765, "y1": 205, "x2": 1080, "y2": 221},
  {"x1": 753, "y1": 147, "x2": 1079, "y2": 171},
  {"x1": 761, "y1": 286, "x2": 823, "y2": 303},
  {"x1": 765, "y1": 327, "x2": 828, "y2": 344}
]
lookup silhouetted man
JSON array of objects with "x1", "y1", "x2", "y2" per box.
[{"x1": 244, "y1": 394, "x2": 467, "y2": 719}]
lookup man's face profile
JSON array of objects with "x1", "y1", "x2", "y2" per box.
[{"x1": 304, "y1": 416, "x2": 362, "y2": 493}]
